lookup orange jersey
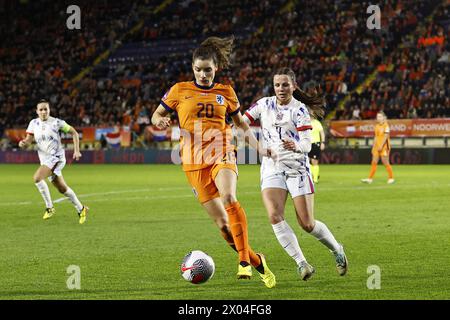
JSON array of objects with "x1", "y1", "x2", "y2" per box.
[
  {"x1": 161, "y1": 81, "x2": 240, "y2": 171},
  {"x1": 373, "y1": 122, "x2": 390, "y2": 152}
]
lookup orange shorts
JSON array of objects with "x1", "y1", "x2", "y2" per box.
[
  {"x1": 184, "y1": 163, "x2": 238, "y2": 204},
  {"x1": 372, "y1": 147, "x2": 390, "y2": 157}
]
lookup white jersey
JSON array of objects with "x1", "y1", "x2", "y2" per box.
[
  {"x1": 245, "y1": 96, "x2": 312, "y2": 175},
  {"x1": 26, "y1": 117, "x2": 69, "y2": 162}
]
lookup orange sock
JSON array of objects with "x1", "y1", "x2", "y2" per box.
[
  {"x1": 220, "y1": 225, "x2": 261, "y2": 268},
  {"x1": 385, "y1": 165, "x2": 394, "y2": 179},
  {"x1": 225, "y1": 201, "x2": 251, "y2": 264},
  {"x1": 368, "y1": 163, "x2": 377, "y2": 179}
]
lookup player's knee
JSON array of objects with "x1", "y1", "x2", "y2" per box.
[
  {"x1": 221, "y1": 193, "x2": 237, "y2": 206},
  {"x1": 33, "y1": 175, "x2": 43, "y2": 183},
  {"x1": 301, "y1": 222, "x2": 315, "y2": 233},
  {"x1": 268, "y1": 211, "x2": 284, "y2": 225},
  {"x1": 58, "y1": 186, "x2": 68, "y2": 194}
]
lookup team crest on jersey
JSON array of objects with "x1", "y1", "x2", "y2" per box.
[
  {"x1": 276, "y1": 112, "x2": 284, "y2": 121},
  {"x1": 216, "y1": 95, "x2": 224, "y2": 105}
]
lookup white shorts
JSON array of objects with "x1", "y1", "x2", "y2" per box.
[
  {"x1": 41, "y1": 156, "x2": 66, "y2": 182},
  {"x1": 261, "y1": 170, "x2": 315, "y2": 198}
]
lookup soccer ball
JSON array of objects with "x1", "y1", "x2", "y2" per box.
[{"x1": 180, "y1": 250, "x2": 215, "y2": 284}]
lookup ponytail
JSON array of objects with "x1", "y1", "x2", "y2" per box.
[
  {"x1": 292, "y1": 88, "x2": 326, "y2": 119},
  {"x1": 193, "y1": 35, "x2": 235, "y2": 70}
]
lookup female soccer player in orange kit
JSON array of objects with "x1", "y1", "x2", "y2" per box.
[
  {"x1": 361, "y1": 111, "x2": 395, "y2": 184},
  {"x1": 151, "y1": 36, "x2": 276, "y2": 288}
]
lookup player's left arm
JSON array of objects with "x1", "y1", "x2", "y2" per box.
[
  {"x1": 282, "y1": 129, "x2": 312, "y2": 153},
  {"x1": 63, "y1": 124, "x2": 82, "y2": 161},
  {"x1": 283, "y1": 106, "x2": 312, "y2": 153}
]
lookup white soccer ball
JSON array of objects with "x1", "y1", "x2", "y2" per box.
[{"x1": 180, "y1": 250, "x2": 215, "y2": 284}]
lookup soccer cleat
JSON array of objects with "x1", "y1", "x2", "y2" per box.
[
  {"x1": 387, "y1": 179, "x2": 395, "y2": 184},
  {"x1": 78, "y1": 206, "x2": 89, "y2": 224},
  {"x1": 298, "y1": 261, "x2": 315, "y2": 281},
  {"x1": 334, "y1": 244, "x2": 348, "y2": 276},
  {"x1": 256, "y1": 253, "x2": 276, "y2": 288},
  {"x1": 361, "y1": 178, "x2": 373, "y2": 184},
  {"x1": 237, "y1": 264, "x2": 252, "y2": 279},
  {"x1": 43, "y1": 207, "x2": 56, "y2": 220}
]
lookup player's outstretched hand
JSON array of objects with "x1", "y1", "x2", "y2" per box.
[
  {"x1": 73, "y1": 151, "x2": 82, "y2": 161},
  {"x1": 18, "y1": 140, "x2": 27, "y2": 148},
  {"x1": 156, "y1": 117, "x2": 171, "y2": 129}
]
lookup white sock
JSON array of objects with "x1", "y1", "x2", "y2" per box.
[
  {"x1": 35, "y1": 180, "x2": 53, "y2": 208},
  {"x1": 309, "y1": 220, "x2": 341, "y2": 253},
  {"x1": 64, "y1": 188, "x2": 83, "y2": 213},
  {"x1": 272, "y1": 220, "x2": 306, "y2": 266}
]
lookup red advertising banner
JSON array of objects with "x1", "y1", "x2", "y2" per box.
[
  {"x1": 330, "y1": 118, "x2": 450, "y2": 137},
  {"x1": 4, "y1": 129, "x2": 26, "y2": 143},
  {"x1": 81, "y1": 127, "x2": 96, "y2": 142}
]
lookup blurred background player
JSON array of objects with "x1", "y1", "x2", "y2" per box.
[
  {"x1": 18, "y1": 100, "x2": 89, "y2": 224},
  {"x1": 309, "y1": 117, "x2": 325, "y2": 184},
  {"x1": 304, "y1": 81, "x2": 325, "y2": 183},
  {"x1": 361, "y1": 111, "x2": 395, "y2": 184},
  {"x1": 151, "y1": 36, "x2": 276, "y2": 288},
  {"x1": 244, "y1": 68, "x2": 348, "y2": 281}
]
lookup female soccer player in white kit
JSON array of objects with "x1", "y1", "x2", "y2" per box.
[
  {"x1": 243, "y1": 68, "x2": 347, "y2": 280},
  {"x1": 19, "y1": 100, "x2": 89, "y2": 224}
]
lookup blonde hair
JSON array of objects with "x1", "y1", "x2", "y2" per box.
[
  {"x1": 377, "y1": 111, "x2": 387, "y2": 119},
  {"x1": 193, "y1": 36, "x2": 235, "y2": 70}
]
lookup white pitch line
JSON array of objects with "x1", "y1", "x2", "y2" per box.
[
  {"x1": 1, "y1": 182, "x2": 447, "y2": 207},
  {"x1": 63, "y1": 193, "x2": 195, "y2": 203}
]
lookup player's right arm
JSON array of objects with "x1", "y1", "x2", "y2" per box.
[
  {"x1": 241, "y1": 99, "x2": 272, "y2": 157},
  {"x1": 151, "y1": 105, "x2": 171, "y2": 129},
  {"x1": 152, "y1": 84, "x2": 179, "y2": 129},
  {"x1": 19, "y1": 133, "x2": 34, "y2": 148}
]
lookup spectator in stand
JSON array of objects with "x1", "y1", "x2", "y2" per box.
[{"x1": 2, "y1": 0, "x2": 448, "y2": 147}]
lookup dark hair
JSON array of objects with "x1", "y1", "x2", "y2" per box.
[
  {"x1": 273, "y1": 68, "x2": 326, "y2": 119},
  {"x1": 302, "y1": 80, "x2": 318, "y2": 92},
  {"x1": 37, "y1": 99, "x2": 50, "y2": 107},
  {"x1": 192, "y1": 36, "x2": 235, "y2": 70}
]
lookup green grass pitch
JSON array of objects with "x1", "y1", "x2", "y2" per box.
[{"x1": 0, "y1": 164, "x2": 449, "y2": 300}]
